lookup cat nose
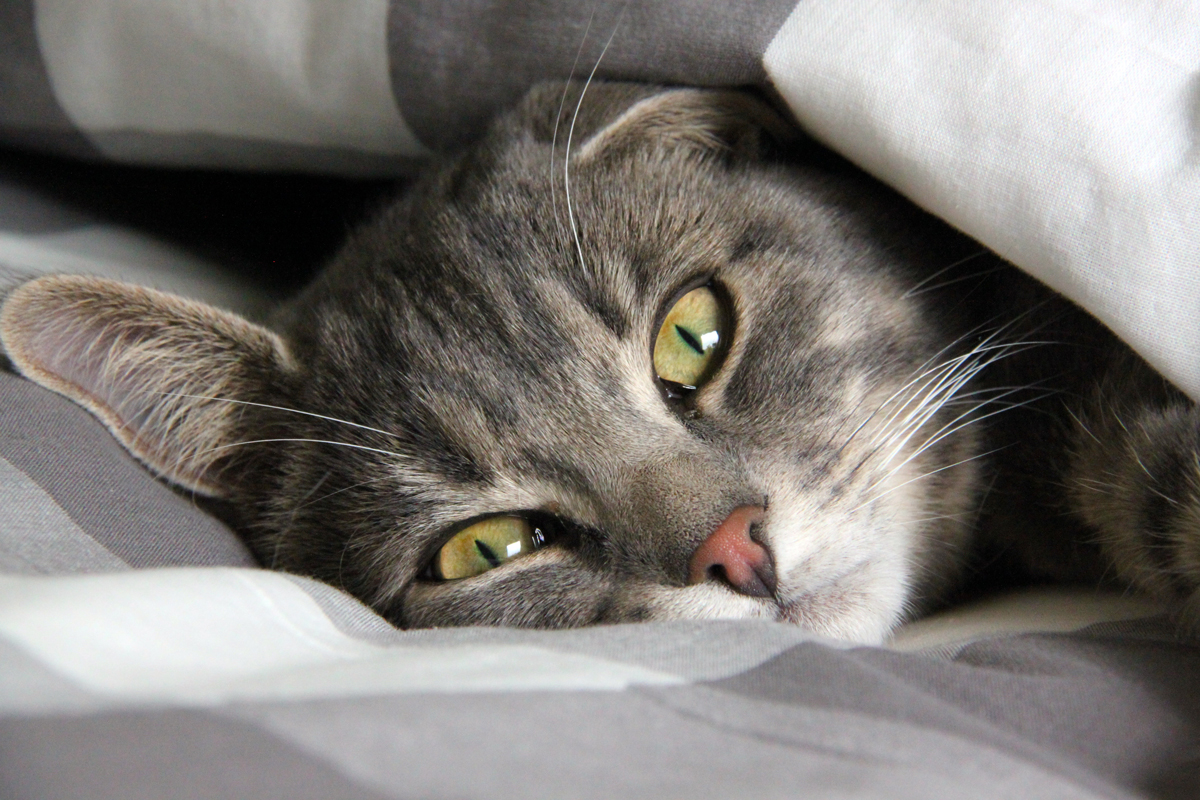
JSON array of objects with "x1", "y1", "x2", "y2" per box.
[{"x1": 688, "y1": 505, "x2": 776, "y2": 598}]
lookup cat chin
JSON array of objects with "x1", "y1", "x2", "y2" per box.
[
  {"x1": 773, "y1": 563, "x2": 908, "y2": 645},
  {"x1": 766, "y1": 524, "x2": 915, "y2": 644},
  {"x1": 626, "y1": 574, "x2": 901, "y2": 645}
]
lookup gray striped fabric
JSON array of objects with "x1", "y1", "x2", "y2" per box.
[
  {"x1": 0, "y1": 589, "x2": 1197, "y2": 799},
  {"x1": 2, "y1": 0, "x2": 797, "y2": 165}
]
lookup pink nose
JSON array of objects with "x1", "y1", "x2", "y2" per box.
[{"x1": 688, "y1": 505, "x2": 776, "y2": 598}]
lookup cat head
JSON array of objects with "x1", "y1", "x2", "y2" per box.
[{"x1": 0, "y1": 82, "x2": 987, "y2": 643}]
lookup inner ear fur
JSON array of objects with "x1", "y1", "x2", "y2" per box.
[
  {"x1": 564, "y1": 84, "x2": 799, "y2": 165},
  {"x1": 0, "y1": 274, "x2": 293, "y2": 496}
]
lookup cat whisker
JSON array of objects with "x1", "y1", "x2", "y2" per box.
[
  {"x1": 885, "y1": 390, "x2": 1058, "y2": 481},
  {"x1": 882, "y1": 338, "x2": 1053, "y2": 449},
  {"x1": 865, "y1": 323, "x2": 1046, "y2": 448},
  {"x1": 880, "y1": 382, "x2": 1054, "y2": 489},
  {"x1": 878, "y1": 381, "x2": 1021, "y2": 469},
  {"x1": 293, "y1": 474, "x2": 397, "y2": 512},
  {"x1": 829, "y1": 306, "x2": 1047, "y2": 458},
  {"x1": 153, "y1": 392, "x2": 403, "y2": 440},
  {"x1": 872, "y1": 355, "x2": 985, "y2": 452},
  {"x1": 274, "y1": 471, "x2": 332, "y2": 568},
  {"x1": 201, "y1": 438, "x2": 408, "y2": 460},
  {"x1": 839, "y1": 336, "x2": 1051, "y2": 503},
  {"x1": 907, "y1": 511, "x2": 975, "y2": 526},
  {"x1": 837, "y1": 353, "x2": 971, "y2": 460},
  {"x1": 563, "y1": 7, "x2": 625, "y2": 270},
  {"x1": 550, "y1": 5, "x2": 598, "y2": 242},
  {"x1": 851, "y1": 447, "x2": 1009, "y2": 514},
  {"x1": 903, "y1": 264, "x2": 1006, "y2": 298},
  {"x1": 868, "y1": 341, "x2": 1024, "y2": 456},
  {"x1": 876, "y1": 362, "x2": 1053, "y2": 467},
  {"x1": 901, "y1": 250, "x2": 988, "y2": 297},
  {"x1": 1060, "y1": 402, "x2": 1103, "y2": 445},
  {"x1": 1070, "y1": 477, "x2": 1122, "y2": 496},
  {"x1": 291, "y1": 470, "x2": 332, "y2": 510},
  {"x1": 1133, "y1": 451, "x2": 1154, "y2": 479}
]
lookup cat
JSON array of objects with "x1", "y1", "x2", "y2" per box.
[{"x1": 2, "y1": 81, "x2": 1196, "y2": 644}]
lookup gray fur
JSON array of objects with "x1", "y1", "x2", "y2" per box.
[{"x1": 3, "y1": 82, "x2": 1198, "y2": 642}]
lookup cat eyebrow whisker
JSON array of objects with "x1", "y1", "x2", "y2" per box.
[
  {"x1": 200, "y1": 438, "x2": 408, "y2": 460},
  {"x1": 563, "y1": 7, "x2": 624, "y2": 272},
  {"x1": 550, "y1": 5, "x2": 598, "y2": 243},
  {"x1": 152, "y1": 392, "x2": 403, "y2": 440},
  {"x1": 293, "y1": 474, "x2": 397, "y2": 511}
]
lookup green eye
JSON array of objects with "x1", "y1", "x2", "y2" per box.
[
  {"x1": 653, "y1": 286, "x2": 730, "y2": 389},
  {"x1": 431, "y1": 516, "x2": 546, "y2": 581}
]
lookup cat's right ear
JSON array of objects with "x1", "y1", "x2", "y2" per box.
[
  {"x1": 0, "y1": 275, "x2": 293, "y2": 497},
  {"x1": 565, "y1": 84, "x2": 799, "y2": 166}
]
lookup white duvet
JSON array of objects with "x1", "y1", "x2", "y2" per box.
[{"x1": 765, "y1": 0, "x2": 1200, "y2": 400}]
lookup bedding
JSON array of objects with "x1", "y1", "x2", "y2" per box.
[{"x1": 1, "y1": 1, "x2": 1199, "y2": 798}]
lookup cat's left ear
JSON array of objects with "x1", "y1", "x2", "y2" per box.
[
  {"x1": 571, "y1": 85, "x2": 798, "y2": 165},
  {"x1": 0, "y1": 274, "x2": 293, "y2": 496}
]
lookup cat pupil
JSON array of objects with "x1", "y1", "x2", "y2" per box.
[
  {"x1": 676, "y1": 325, "x2": 706, "y2": 355},
  {"x1": 475, "y1": 540, "x2": 502, "y2": 568}
]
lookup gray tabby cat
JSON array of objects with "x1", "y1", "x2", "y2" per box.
[{"x1": 2, "y1": 82, "x2": 1196, "y2": 643}]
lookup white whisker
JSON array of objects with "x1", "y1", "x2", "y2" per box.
[
  {"x1": 1062, "y1": 401, "x2": 1103, "y2": 445},
  {"x1": 904, "y1": 264, "x2": 1005, "y2": 297},
  {"x1": 885, "y1": 390, "x2": 1056, "y2": 480},
  {"x1": 295, "y1": 474, "x2": 396, "y2": 511},
  {"x1": 832, "y1": 311, "x2": 1046, "y2": 458},
  {"x1": 550, "y1": 6, "x2": 598, "y2": 240},
  {"x1": 901, "y1": 250, "x2": 988, "y2": 297},
  {"x1": 154, "y1": 392, "x2": 401, "y2": 440},
  {"x1": 852, "y1": 447, "x2": 1007, "y2": 513},
  {"x1": 564, "y1": 8, "x2": 625, "y2": 270},
  {"x1": 202, "y1": 438, "x2": 406, "y2": 460},
  {"x1": 873, "y1": 340, "x2": 1051, "y2": 459}
]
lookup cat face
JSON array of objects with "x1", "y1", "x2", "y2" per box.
[{"x1": 0, "y1": 83, "x2": 989, "y2": 643}]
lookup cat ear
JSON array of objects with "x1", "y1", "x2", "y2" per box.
[
  {"x1": 569, "y1": 85, "x2": 798, "y2": 165},
  {"x1": 0, "y1": 275, "x2": 293, "y2": 496}
]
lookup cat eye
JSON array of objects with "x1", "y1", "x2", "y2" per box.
[
  {"x1": 653, "y1": 285, "x2": 731, "y2": 393},
  {"x1": 430, "y1": 516, "x2": 551, "y2": 581}
]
